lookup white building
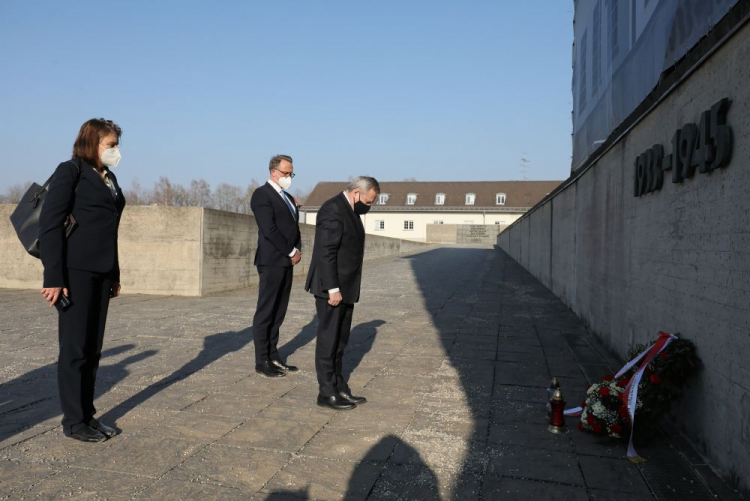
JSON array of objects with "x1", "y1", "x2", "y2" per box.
[{"x1": 301, "y1": 181, "x2": 562, "y2": 242}]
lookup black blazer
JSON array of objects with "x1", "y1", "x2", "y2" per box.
[
  {"x1": 305, "y1": 193, "x2": 365, "y2": 303},
  {"x1": 39, "y1": 159, "x2": 126, "y2": 288},
  {"x1": 250, "y1": 182, "x2": 301, "y2": 267}
]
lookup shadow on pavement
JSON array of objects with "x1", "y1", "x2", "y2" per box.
[
  {"x1": 344, "y1": 319, "x2": 386, "y2": 379},
  {"x1": 0, "y1": 344, "x2": 154, "y2": 440},
  {"x1": 278, "y1": 315, "x2": 318, "y2": 361},
  {"x1": 344, "y1": 435, "x2": 439, "y2": 499},
  {"x1": 100, "y1": 329, "x2": 251, "y2": 427}
]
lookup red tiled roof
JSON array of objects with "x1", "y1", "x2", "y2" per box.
[{"x1": 301, "y1": 181, "x2": 563, "y2": 211}]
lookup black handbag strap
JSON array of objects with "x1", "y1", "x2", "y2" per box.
[{"x1": 35, "y1": 159, "x2": 82, "y2": 202}]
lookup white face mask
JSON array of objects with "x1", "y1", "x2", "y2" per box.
[
  {"x1": 277, "y1": 175, "x2": 292, "y2": 190},
  {"x1": 100, "y1": 146, "x2": 121, "y2": 168}
]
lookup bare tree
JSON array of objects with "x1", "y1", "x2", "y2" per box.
[
  {"x1": 123, "y1": 178, "x2": 147, "y2": 205},
  {"x1": 238, "y1": 179, "x2": 260, "y2": 214},
  {"x1": 171, "y1": 184, "x2": 190, "y2": 207},
  {"x1": 212, "y1": 183, "x2": 244, "y2": 213},
  {"x1": 152, "y1": 176, "x2": 175, "y2": 206},
  {"x1": 187, "y1": 179, "x2": 211, "y2": 207},
  {"x1": 2, "y1": 183, "x2": 33, "y2": 204}
]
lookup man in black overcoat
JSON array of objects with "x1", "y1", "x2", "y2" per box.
[{"x1": 305, "y1": 176, "x2": 380, "y2": 410}]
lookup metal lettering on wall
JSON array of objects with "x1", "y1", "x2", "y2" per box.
[{"x1": 634, "y1": 98, "x2": 733, "y2": 197}]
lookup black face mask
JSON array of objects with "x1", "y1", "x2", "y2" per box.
[{"x1": 353, "y1": 193, "x2": 371, "y2": 215}]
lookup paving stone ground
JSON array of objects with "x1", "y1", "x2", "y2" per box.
[{"x1": 0, "y1": 246, "x2": 720, "y2": 500}]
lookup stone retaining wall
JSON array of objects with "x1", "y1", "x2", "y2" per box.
[
  {"x1": 0, "y1": 205, "x2": 430, "y2": 296},
  {"x1": 497, "y1": 20, "x2": 750, "y2": 490}
]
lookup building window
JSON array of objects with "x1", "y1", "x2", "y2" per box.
[
  {"x1": 374, "y1": 220, "x2": 384, "y2": 230},
  {"x1": 465, "y1": 193, "x2": 476, "y2": 205},
  {"x1": 435, "y1": 193, "x2": 445, "y2": 205},
  {"x1": 496, "y1": 193, "x2": 506, "y2": 205},
  {"x1": 433, "y1": 220, "x2": 444, "y2": 225},
  {"x1": 494, "y1": 221, "x2": 501, "y2": 225},
  {"x1": 609, "y1": 0, "x2": 619, "y2": 62},
  {"x1": 403, "y1": 220, "x2": 414, "y2": 231},
  {"x1": 593, "y1": 1, "x2": 601, "y2": 96},
  {"x1": 378, "y1": 193, "x2": 389, "y2": 204},
  {"x1": 578, "y1": 29, "x2": 587, "y2": 113},
  {"x1": 406, "y1": 193, "x2": 417, "y2": 205}
]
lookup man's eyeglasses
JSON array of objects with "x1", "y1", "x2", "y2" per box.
[{"x1": 274, "y1": 169, "x2": 295, "y2": 178}]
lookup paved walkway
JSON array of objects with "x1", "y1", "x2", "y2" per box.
[{"x1": 0, "y1": 246, "x2": 721, "y2": 500}]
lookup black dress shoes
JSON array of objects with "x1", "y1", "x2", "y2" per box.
[
  {"x1": 256, "y1": 361, "x2": 286, "y2": 377},
  {"x1": 317, "y1": 394, "x2": 357, "y2": 411},
  {"x1": 88, "y1": 418, "x2": 117, "y2": 438},
  {"x1": 339, "y1": 391, "x2": 367, "y2": 405},
  {"x1": 270, "y1": 359, "x2": 299, "y2": 372},
  {"x1": 65, "y1": 424, "x2": 107, "y2": 443}
]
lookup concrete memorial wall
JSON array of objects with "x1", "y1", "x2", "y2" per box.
[
  {"x1": 0, "y1": 205, "x2": 429, "y2": 297},
  {"x1": 498, "y1": 20, "x2": 750, "y2": 489}
]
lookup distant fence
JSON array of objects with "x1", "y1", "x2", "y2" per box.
[
  {"x1": 0, "y1": 205, "x2": 430, "y2": 296},
  {"x1": 426, "y1": 224, "x2": 506, "y2": 245}
]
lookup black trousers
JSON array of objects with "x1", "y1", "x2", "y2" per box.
[
  {"x1": 58, "y1": 268, "x2": 115, "y2": 434},
  {"x1": 252, "y1": 265, "x2": 293, "y2": 364},
  {"x1": 315, "y1": 297, "x2": 354, "y2": 397}
]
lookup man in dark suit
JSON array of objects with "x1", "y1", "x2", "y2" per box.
[
  {"x1": 250, "y1": 155, "x2": 302, "y2": 377},
  {"x1": 305, "y1": 176, "x2": 380, "y2": 410}
]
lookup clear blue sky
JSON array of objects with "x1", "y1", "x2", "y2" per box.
[{"x1": 0, "y1": 1, "x2": 574, "y2": 194}]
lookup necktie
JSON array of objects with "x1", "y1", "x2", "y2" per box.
[{"x1": 281, "y1": 191, "x2": 296, "y2": 218}]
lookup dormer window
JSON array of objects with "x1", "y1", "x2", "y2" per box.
[
  {"x1": 465, "y1": 193, "x2": 476, "y2": 205},
  {"x1": 406, "y1": 193, "x2": 417, "y2": 205},
  {"x1": 378, "y1": 193, "x2": 389, "y2": 205},
  {"x1": 496, "y1": 193, "x2": 506, "y2": 205},
  {"x1": 435, "y1": 193, "x2": 446, "y2": 205}
]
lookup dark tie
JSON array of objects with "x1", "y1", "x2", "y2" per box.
[{"x1": 281, "y1": 191, "x2": 296, "y2": 218}]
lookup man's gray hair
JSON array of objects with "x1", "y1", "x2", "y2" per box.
[
  {"x1": 347, "y1": 176, "x2": 380, "y2": 195},
  {"x1": 269, "y1": 154, "x2": 293, "y2": 171}
]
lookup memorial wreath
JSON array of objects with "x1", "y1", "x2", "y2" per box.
[{"x1": 565, "y1": 331, "x2": 702, "y2": 460}]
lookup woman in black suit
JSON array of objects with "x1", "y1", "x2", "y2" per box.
[{"x1": 39, "y1": 118, "x2": 126, "y2": 442}]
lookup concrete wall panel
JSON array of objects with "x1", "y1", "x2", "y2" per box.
[
  {"x1": 528, "y1": 203, "x2": 552, "y2": 287},
  {"x1": 550, "y1": 184, "x2": 577, "y2": 307}
]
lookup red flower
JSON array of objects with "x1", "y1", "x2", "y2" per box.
[
  {"x1": 577, "y1": 421, "x2": 584, "y2": 432},
  {"x1": 650, "y1": 374, "x2": 661, "y2": 384},
  {"x1": 586, "y1": 414, "x2": 596, "y2": 425},
  {"x1": 610, "y1": 423, "x2": 623, "y2": 434},
  {"x1": 617, "y1": 376, "x2": 630, "y2": 387},
  {"x1": 602, "y1": 375, "x2": 614, "y2": 381},
  {"x1": 592, "y1": 424, "x2": 603, "y2": 434},
  {"x1": 581, "y1": 400, "x2": 587, "y2": 408},
  {"x1": 599, "y1": 387, "x2": 610, "y2": 396}
]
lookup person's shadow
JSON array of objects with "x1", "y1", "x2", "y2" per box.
[
  {"x1": 278, "y1": 315, "x2": 318, "y2": 361},
  {"x1": 99, "y1": 329, "x2": 251, "y2": 428},
  {"x1": 348, "y1": 435, "x2": 439, "y2": 499},
  {"x1": 0, "y1": 344, "x2": 154, "y2": 441},
  {"x1": 343, "y1": 319, "x2": 386, "y2": 379},
  {"x1": 261, "y1": 436, "x2": 437, "y2": 499}
]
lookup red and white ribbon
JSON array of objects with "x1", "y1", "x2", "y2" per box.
[
  {"x1": 562, "y1": 331, "x2": 678, "y2": 462},
  {"x1": 621, "y1": 331, "x2": 677, "y2": 462}
]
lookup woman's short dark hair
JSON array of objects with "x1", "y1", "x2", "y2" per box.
[{"x1": 72, "y1": 118, "x2": 122, "y2": 168}]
